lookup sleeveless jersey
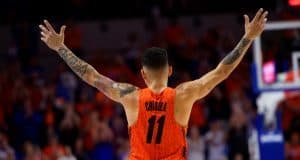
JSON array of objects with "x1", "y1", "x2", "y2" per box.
[{"x1": 128, "y1": 87, "x2": 187, "y2": 160}]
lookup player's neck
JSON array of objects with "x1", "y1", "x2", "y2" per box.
[{"x1": 147, "y1": 80, "x2": 168, "y2": 94}]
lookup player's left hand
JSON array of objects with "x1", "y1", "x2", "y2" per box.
[{"x1": 244, "y1": 8, "x2": 268, "y2": 40}]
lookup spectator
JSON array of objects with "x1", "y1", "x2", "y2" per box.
[
  {"x1": 23, "y1": 141, "x2": 42, "y2": 160},
  {"x1": 187, "y1": 126, "x2": 205, "y2": 160},
  {"x1": 205, "y1": 120, "x2": 227, "y2": 160},
  {"x1": 58, "y1": 146, "x2": 76, "y2": 160},
  {"x1": 13, "y1": 98, "x2": 43, "y2": 146},
  {"x1": 123, "y1": 32, "x2": 142, "y2": 73},
  {"x1": 0, "y1": 131, "x2": 15, "y2": 160},
  {"x1": 111, "y1": 115, "x2": 128, "y2": 139},
  {"x1": 73, "y1": 137, "x2": 89, "y2": 160},
  {"x1": 179, "y1": 36, "x2": 200, "y2": 78},
  {"x1": 75, "y1": 91, "x2": 95, "y2": 117},
  {"x1": 227, "y1": 112, "x2": 249, "y2": 160},
  {"x1": 234, "y1": 153, "x2": 244, "y2": 160},
  {"x1": 11, "y1": 20, "x2": 38, "y2": 70},
  {"x1": 90, "y1": 122, "x2": 115, "y2": 160},
  {"x1": 164, "y1": 17, "x2": 186, "y2": 63},
  {"x1": 117, "y1": 138, "x2": 130, "y2": 160},
  {"x1": 56, "y1": 64, "x2": 78, "y2": 103},
  {"x1": 59, "y1": 103, "x2": 80, "y2": 147},
  {"x1": 164, "y1": 17, "x2": 185, "y2": 46},
  {"x1": 286, "y1": 132, "x2": 300, "y2": 160},
  {"x1": 206, "y1": 87, "x2": 231, "y2": 121},
  {"x1": 27, "y1": 71, "x2": 44, "y2": 111},
  {"x1": 83, "y1": 111, "x2": 100, "y2": 151},
  {"x1": 189, "y1": 101, "x2": 206, "y2": 129},
  {"x1": 43, "y1": 135, "x2": 66, "y2": 160}
]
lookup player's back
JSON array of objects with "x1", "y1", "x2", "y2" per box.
[{"x1": 128, "y1": 87, "x2": 187, "y2": 160}]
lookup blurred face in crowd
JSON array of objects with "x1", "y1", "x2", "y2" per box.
[
  {"x1": 291, "y1": 132, "x2": 300, "y2": 146},
  {"x1": 211, "y1": 120, "x2": 221, "y2": 132},
  {"x1": 49, "y1": 136, "x2": 59, "y2": 146},
  {"x1": 75, "y1": 138, "x2": 83, "y2": 152},
  {"x1": 190, "y1": 126, "x2": 200, "y2": 140},
  {"x1": 234, "y1": 154, "x2": 243, "y2": 160},
  {"x1": 0, "y1": 132, "x2": 7, "y2": 147},
  {"x1": 24, "y1": 141, "x2": 34, "y2": 154}
]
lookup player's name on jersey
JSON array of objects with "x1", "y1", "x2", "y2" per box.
[{"x1": 145, "y1": 101, "x2": 167, "y2": 111}]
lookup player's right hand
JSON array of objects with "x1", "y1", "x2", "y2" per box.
[{"x1": 39, "y1": 20, "x2": 66, "y2": 51}]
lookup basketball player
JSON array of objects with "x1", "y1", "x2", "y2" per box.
[{"x1": 39, "y1": 8, "x2": 268, "y2": 160}]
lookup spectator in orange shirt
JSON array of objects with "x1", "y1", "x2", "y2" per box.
[{"x1": 43, "y1": 135, "x2": 65, "y2": 160}]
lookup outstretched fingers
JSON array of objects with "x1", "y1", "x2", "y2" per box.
[
  {"x1": 40, "y1": 31, "x2": 47, "y2": 37},
  {"x1": 257, "y1": 10, "x2": 268, "y2": 29},
  {"x1": 252, "y1": 8, "x2": 264, "y2": 23},
  {"x1": 250, "y1": 8, "x2": 268, "y2": 29},
  {"x1": 44, "y1": 20, "x2": 56, "y2": 33},
  {"x1": 39, "y1": 25, "x2": 49, "y2": 34},
  {"x1": 244, "y1": 15, "x2": 250, "y2": 26},
  {"x1": 261, "y1": 11, "x2": 268, "y2": 23},
  {"x1": 39, "y1": 25, "x2": 49, "y2": 42},
  {"x1": 60, "y1": 25, "x2": 66, "y2": 36},
  {"x1": 41, "y1": 37, "x2": 47, "y2": 43}
]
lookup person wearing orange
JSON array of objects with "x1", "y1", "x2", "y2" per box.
[{"x1": 39, "y1": 8, "x2": 268, "y2": 160}]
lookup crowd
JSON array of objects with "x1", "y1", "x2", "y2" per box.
[{"x1": 0, "y1": 8, "x2": 299, "y2": 160}]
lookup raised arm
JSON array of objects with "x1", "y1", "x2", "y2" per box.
[
  {"x1": 177, "y1": 8, "x2": 268, "y2": 102},
  {"x1": 39, "y1": 20, "x2": 138, "y2": 102}
]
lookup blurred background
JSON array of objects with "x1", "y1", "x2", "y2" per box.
[{"x1": 0, "y1": 0, "x2": 299, "y2": 160}]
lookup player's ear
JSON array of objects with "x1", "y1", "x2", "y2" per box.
[
  {"x1": 141, "y1": 68, "x2": 146, "y2": 80},
  {"x1": 168, "y1": 65, "x2": 173, "y2": 77}
]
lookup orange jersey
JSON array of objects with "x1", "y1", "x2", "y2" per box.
[{"x1": 128, "y1": 87, "x2": 187, "y2": 160}]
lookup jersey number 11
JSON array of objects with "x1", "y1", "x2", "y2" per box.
[{"x1": 146, "y1": 115, "x2": 166, "y2": 144}]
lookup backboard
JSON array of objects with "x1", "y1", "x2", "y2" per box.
[{"x1": 253, "y1": 21, "x2": 300, "y2": 92}]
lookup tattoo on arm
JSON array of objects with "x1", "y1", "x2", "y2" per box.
[
  {"x1": 221, "y1": 38, "x2": 251, "y2": 65},
  {"x1": 113, "y1": 83, "x2": 137, "y2": 97},
  {"x1": 57, "y1": 47, "x2": 138, "y2": 100},
  {"x1": 93, "y1": 74, "x2": 114, "y2": 94},
  {"x1": 94, "y1": 74, "x2": 137, "y2": 99},
  {"x1": 58, "y1": 47, "x2": 89, "y2": 77}
]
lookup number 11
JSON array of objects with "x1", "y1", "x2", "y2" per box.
[{"x1": 146, "y1": 115, "x2": 166, "y2": 144}]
